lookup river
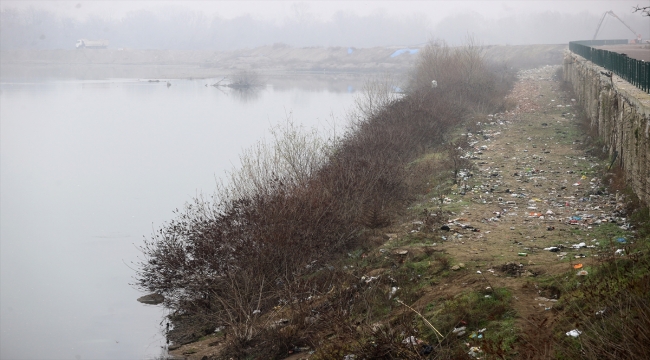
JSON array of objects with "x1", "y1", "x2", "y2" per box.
[{"x1": 0, "y1": 75, "x2": 361, "y2": 360}]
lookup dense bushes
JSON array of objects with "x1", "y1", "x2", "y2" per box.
[{"x1": 135, "y1": 40, "x2": 516, "y2": 350}]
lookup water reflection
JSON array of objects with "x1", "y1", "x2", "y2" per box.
[
  {"x1": 0, "y1": 75, "x2": 358, "y2": 360},
  {"x1": 267, "y1": 73, "x2": 365, "y2": 93},
  {"x1": 231, "y1": 87, "x2": 262, "y2": 103}
]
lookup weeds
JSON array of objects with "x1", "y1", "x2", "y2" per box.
[
  {"x1": 552, "y1": 234, "x2": 650, "y2": 360},
  {"x1": 135, "y1": 39, "x2": 517, "y2": 357}
]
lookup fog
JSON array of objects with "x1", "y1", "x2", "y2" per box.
[
  {"x1": 1, "y1": 1, "x2": 648, "y2": 50},
  {"x1": 1, "y1": 1, "x2": 649, "y2": 360}
]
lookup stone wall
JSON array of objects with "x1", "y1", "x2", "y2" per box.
[{"x1": 564, "y1": 50, "x2": 650, "y2": 206}]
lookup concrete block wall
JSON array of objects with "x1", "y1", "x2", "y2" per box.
[{"x1": 564, "y1": 50, "x2": 650, "y2": 206}]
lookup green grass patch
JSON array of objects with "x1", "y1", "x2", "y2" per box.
[
  {"x1": 415, "y1": 288, "x2": 517, "y2": 357},
  {"x1": 540, "y1": 228, "x2": 650, "y2": 359}
]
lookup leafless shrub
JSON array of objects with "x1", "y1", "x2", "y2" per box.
[
  {"x1": 136, "y1": 39, "x2": 515, "y2": 353},
  {"x1": 633, "y1": 5, "x2": 650, "y2": 16},
  {"x1": 442, "y1": 138, "x2": 474, "y2": 185},
  {"x1": 408, "y1": 37, "x2": 515, "y2": 117},
  {"x1": 227, "y1": 70, "x2": 262, "y2": 89},
  {"x1": 349, "y1": 75, "x2": 401, "y2": 124}
]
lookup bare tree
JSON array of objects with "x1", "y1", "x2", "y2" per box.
[
  {"x1": 633, "y1": 5, "x2": 650, "y2": 16},
  {"x1": 227, "y1": 70, "x2": 263, "y2": 89}
]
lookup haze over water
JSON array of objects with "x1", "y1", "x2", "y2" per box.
[
  {"x1": 0, "y1": 77, "x2": 357, "y2": 359},
  {"x1": 1, "y1": 1, "x2": 647, "y2": 359}
]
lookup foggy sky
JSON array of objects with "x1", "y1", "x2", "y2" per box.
[
  {"x1": 1, "y1": 1, "x2": 648, "y2": 50},
  {"x1": 4, "y1": 1, "x2": 647, "y2": 22}
]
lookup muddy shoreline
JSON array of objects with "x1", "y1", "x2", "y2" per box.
[
  {"x1": 0, "y1": 46, "x2": 417, "y2": 80},
  {"x1": 0, "y1": 44, "x2": 566, "y2": 80}
]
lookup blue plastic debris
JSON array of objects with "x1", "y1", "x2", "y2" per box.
[
  {"x1": 616, "y1": 237, "x2": 626, "y2": 243},
  {"x1": 390, "y1": 48, "x2": 419, "y2": 57}
]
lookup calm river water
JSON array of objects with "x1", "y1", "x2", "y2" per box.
[{"x1": 0, "y1": 76, "x2": 360, "y2": 359}]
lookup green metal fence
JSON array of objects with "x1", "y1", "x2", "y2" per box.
[{"x1": 569, "y1": 40, "x2": 650, "y2": 93}]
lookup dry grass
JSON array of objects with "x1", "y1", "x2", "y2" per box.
[{"x1": 135, "y1": 39, "x2": 517, "y2": 357}]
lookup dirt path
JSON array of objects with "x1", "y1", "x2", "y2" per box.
[{"x1": 430, "y1": 64, "x2": 629, "y2": 346}]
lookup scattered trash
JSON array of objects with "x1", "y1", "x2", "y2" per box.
[
  {"x1": 566, "y1": 329, "x2": 582, "y2": 337},
  {"x1": 420, "y1": 344, "x2": 433, "y2": 355},
  {"x1": 390, "y1": 48, "x2": 419, "y2": 57},
  {"x1": 270, "y1": 319, "x2": 289, "y2": 328},
  {"x1": 361, "y1": 275, "x2": 380, "y2": 284},
  {"x1": 389, "y1": 286, "x2": 399, "y2": 299},
  {"x1": 468, "y1": 346, "x2": 483, "y2": 358},
  {"x1": 573, "y1": 263, "x2": 583, "y2": 269},
  {"x1": 500, "y1": 262, "x2": 526, "y2": 276},
  {"x1": 616, "y1": 237, "x2": 626, "y2": 243},
  {"x1": 544, "y1": 246, "x2": 560, "y2": 252},
  {"x1": 288, "y1": 346, "x2": 311, "y2": 354},
  {"x1": 535, "y1": 296, "x2": 558, "y2": 303},
  {"x1": 402, "y1": 335, "x2": 421, "y2": 345},
  {"x1": 576, "y1": 270, "x2": 588, "y2": 276},
  {"x1": 518, "y1": 252, "x2": 528, "y2": 257},
  {"x1": 615, "y1": 249, "x2": 625, "y2": 255},
  {"x1": 453, "y1": 326, "x2": 467, "y2": 337}
]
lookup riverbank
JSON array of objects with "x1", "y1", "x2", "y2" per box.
[
  {"x1": 136, "y1": 41, "x2": 516, "y2": 358},
  {"x1": 0, "y1": 44, "x2": 566, "y2": 80},
  {"x1": 168, "y1": 63, "x2": 649, "y2": 359}
]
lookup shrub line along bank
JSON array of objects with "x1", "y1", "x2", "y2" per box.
[{"x1": 135, "y1": 40, "x2": 516, "y2": 355}]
